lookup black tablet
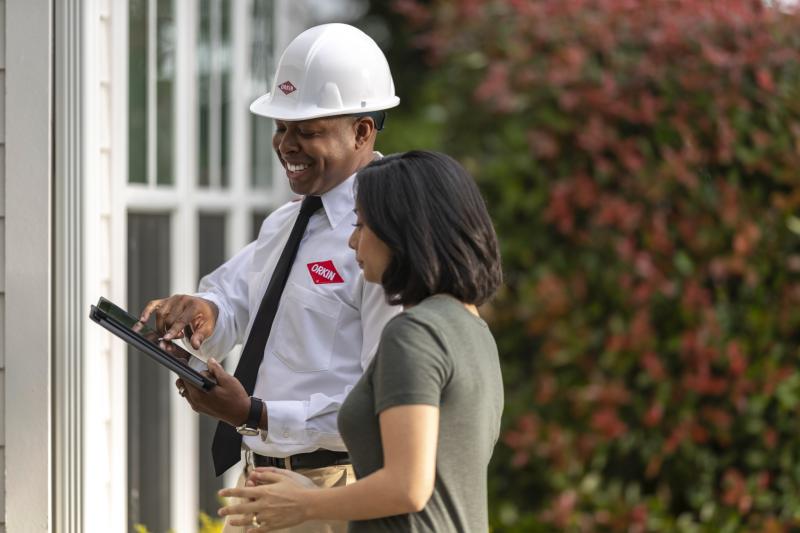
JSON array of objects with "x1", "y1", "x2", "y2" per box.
[{"x1": 89, "y1": 296, "x2": 217, "y2": 390}]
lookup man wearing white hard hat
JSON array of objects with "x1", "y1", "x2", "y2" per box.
[{"x1": 140, "y1": 23, "x2": 400, "y2": 533}]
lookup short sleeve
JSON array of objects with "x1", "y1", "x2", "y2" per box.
[{"x1": 372, "y1": 314, "x2": 453, "y2": 414}]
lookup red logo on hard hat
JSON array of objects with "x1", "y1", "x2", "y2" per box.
[
  {"x1": 279, "y1": 81, "x2": 297, "y2": 95},
  {"x1": 307, "y1": 261, "x2": 344, "y2": 284}
]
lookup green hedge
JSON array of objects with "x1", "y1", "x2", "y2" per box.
[{"x1": 391, "y1": 0, "x2": 800, "y2": 530}]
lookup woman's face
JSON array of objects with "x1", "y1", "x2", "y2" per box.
[{"x1": 348, "y1": 210, "x2": 392, "y2": 284}]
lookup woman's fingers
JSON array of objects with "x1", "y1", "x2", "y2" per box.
[
  {"x1": 226, "y1": 515, "x2": 256, "y2": 527},
  {"x1": 218, "y1": 484, "x2": 264, "y2": 500},
  {"x1": 248, "y1": 468, "x2": 290, "y2": 484},
  {"x1": 250, "y1": 466, "x2": 296, "y2": 478},
  {"x1": 250, "y1": 467, "x2": 316, "y2": 488},
  {"x1": 217, "y1": 496, "x2": 264, "y2": 517},
  {"x1": 224, "y1": 510, "x2": 271, "y2": 530}
]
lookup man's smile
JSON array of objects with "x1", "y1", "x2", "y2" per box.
[{"x1": 286, "y1": 161, "x2": 311, "y2": 173}]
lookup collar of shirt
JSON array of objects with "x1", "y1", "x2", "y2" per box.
[
  {"x1": 317, "y1": 151, "x2": 382, "y2": 229},
  {"x1": 318, "y1": 173, "x2": 356, "y2": 229}
]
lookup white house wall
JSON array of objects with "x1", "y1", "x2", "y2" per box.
[
  {"x1": 5, "y1": 0, "x2": 53, "y2": 531},
  {"x1": 0, "y1": 0, "x2": 5, "y2": 530}
]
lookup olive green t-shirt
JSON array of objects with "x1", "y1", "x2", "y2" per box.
[{"x1": 338, "y1": 294, "x2": 504, "y2": 532}]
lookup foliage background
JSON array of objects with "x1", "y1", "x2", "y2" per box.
[{"x1": 358, "y1": 0, "x2": 800, "y2": 530}]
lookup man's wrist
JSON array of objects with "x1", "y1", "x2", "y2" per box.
[
  {"x1": 236, "y1": 396, "x2": 253, "y2": 426},
  {"x1": 234, "y1": 396, "x2": 262, "y2": 433},
  {"x1": 258, "y1": 401, "x2": 268, "y2": 431}
]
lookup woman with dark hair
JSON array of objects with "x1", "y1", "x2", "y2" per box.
[{"x1": 218, "y1": 150, "x2": 504, "y2": 532}]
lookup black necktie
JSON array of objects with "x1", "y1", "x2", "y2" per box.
[{"x1": 211, "y1": 195, "x2": 323, "y2": 476}]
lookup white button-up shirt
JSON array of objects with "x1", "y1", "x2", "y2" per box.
[{"x1": 194, "y1": 171, "x2": 399, "y2": 456}]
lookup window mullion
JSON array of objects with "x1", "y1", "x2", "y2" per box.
[
  {"x1": 174, "y1": 0, "x2": 195, "y2": 198},
  {"x1": 170, "y1": 1, "x2": 200, "y2": 531},
  {"x1": 228, "y1": 0, "x2": 248, "y2": 255},
  {"x1": 209, "y1": 0, "x2": 221, "y2": 189},
  {"x1": 147, "y1": 0, "x2": 157, "y2": 187}
]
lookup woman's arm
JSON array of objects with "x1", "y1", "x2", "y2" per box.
[
  {"x1": 309, "y1": 403, "x2": 439, "y2": 518},
  {"x1": 219, "y1": 404, "x2": 439, "y2": 529}
]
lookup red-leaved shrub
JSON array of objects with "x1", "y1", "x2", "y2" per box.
[{"x1": 395, "y1": 0, "x2": 800, "y2": 529}]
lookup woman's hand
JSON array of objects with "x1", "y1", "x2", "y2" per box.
[
  {"x1": 247, "y1": 466, "x2": 318, "y2": 488},
  {"x1": 218, "y1": 467, "x2": 318, "y2": 531}
]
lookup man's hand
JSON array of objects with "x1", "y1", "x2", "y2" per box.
[
  {"x1": 140, "y1": 294, "x2": 218, "y2": 350},
  {"x1": 175, "y1": 358, "x2": 251, "y2": 427}
]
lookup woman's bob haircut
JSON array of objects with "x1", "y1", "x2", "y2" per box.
[{"x1": 355, "y1": 150, "x2": 502, "y2": 307}]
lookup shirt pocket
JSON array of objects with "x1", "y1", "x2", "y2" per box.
[{"x1": 272, "y1": 282, "x2": 343, "y2": 373}]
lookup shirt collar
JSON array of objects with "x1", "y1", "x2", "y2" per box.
[{"x1": 317, "y1": 151, "x2": 382, "y2": 229}]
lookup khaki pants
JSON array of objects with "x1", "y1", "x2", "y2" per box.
[{"x1": 222, "y1": 463, "x2": 355, "y2": 533}]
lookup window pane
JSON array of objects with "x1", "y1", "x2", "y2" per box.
[
  {"x1": 197, "y1": 213, "x2": 227, "y2": 515},
  {"x1": 250, "y1": 0, "x2": 274, "y2": 189},
  {"x1": 198, "y1": 0, "x2": 232, "y2": 189},
  {"x1": 198, "y1": 213, "x2": 227, "y2": 281},
  {"x1": 127, "y1": 213, "x2": 172, "y2": 533},
  {"x1": 197, "y1": 0, "x2": 211, "y2": 187},
  {"x1": 220, "y1": 0, "x2": 231, "y2": 189},
  {"x1": 129, "y1": 0, "x2": 148, "y2": 184},
  {"x1": 252, "y1": 210, "x2": 271, "y2": 242},
  {"x1": 251, "y1": 119, "x2": 273, "y2": 189},
  {"x1": 156, "y1": 0, "x2": 175, "y2": 185}
]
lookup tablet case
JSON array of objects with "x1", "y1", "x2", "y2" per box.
[{"x1": 89, "y1": 297, "x2": 217, "y2": 390}]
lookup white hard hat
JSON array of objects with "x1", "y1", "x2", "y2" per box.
[{"x1": 250, "y1": 23, "x2": 400, "y2": 121}]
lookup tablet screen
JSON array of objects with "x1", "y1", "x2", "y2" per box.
[{"x1": 97, "y1": 298, "x2": 207, "y2": 371}]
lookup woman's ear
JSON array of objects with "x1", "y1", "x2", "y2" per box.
[{"x1": 353, "y1": 116, "x2": 376, "y2": 149}]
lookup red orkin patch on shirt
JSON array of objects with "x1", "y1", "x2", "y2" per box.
[{"x1": 307, "y1": 260, "x2": 344, "y2": 284}]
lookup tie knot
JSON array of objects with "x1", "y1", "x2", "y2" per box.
[{"x1": 300, "y1": 195, "x2": 323, "y2": 217}]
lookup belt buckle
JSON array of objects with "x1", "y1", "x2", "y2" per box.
[
  {"x1": 284, "y1": 455, "x2": 293, "y2": 471},
  {"x1": 245, "y1": 449, "x2": 256, "y2": 471}
]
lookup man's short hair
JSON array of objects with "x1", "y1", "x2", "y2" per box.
[{"x1": 355, "y1": 150, "x2": 503, "y2": 307}]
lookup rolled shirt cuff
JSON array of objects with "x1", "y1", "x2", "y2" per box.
[{"x1": 262, "y1": 400, "x2": 308, "y2": 445}]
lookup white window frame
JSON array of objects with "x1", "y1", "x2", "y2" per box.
[{"x1": 104, "y1": 0, "x2": 303, "y2": 531}]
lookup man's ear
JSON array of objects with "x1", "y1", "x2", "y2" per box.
[{"x1": 353, "y1": 117, "x2": 376, "y2": 149}]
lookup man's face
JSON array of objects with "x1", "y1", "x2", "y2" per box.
[{"x1": 272, "y1": 116, "x2": 363, "y2": 196}]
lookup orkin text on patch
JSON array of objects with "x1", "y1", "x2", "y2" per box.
[{"x1": 307, "y1": 260, "x2": 344, "y2": 284}]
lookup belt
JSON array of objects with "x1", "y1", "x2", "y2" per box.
[{"x1": 248, "y1": 449, "x2": 350, "y2": 471}]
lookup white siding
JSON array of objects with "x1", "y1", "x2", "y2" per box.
[
  {"x1": 5, "y1": 0, "x2": 52, "y2": 530},
  {"x1": 0, "y1": 0, "x2": 7, "y2": 529}
]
